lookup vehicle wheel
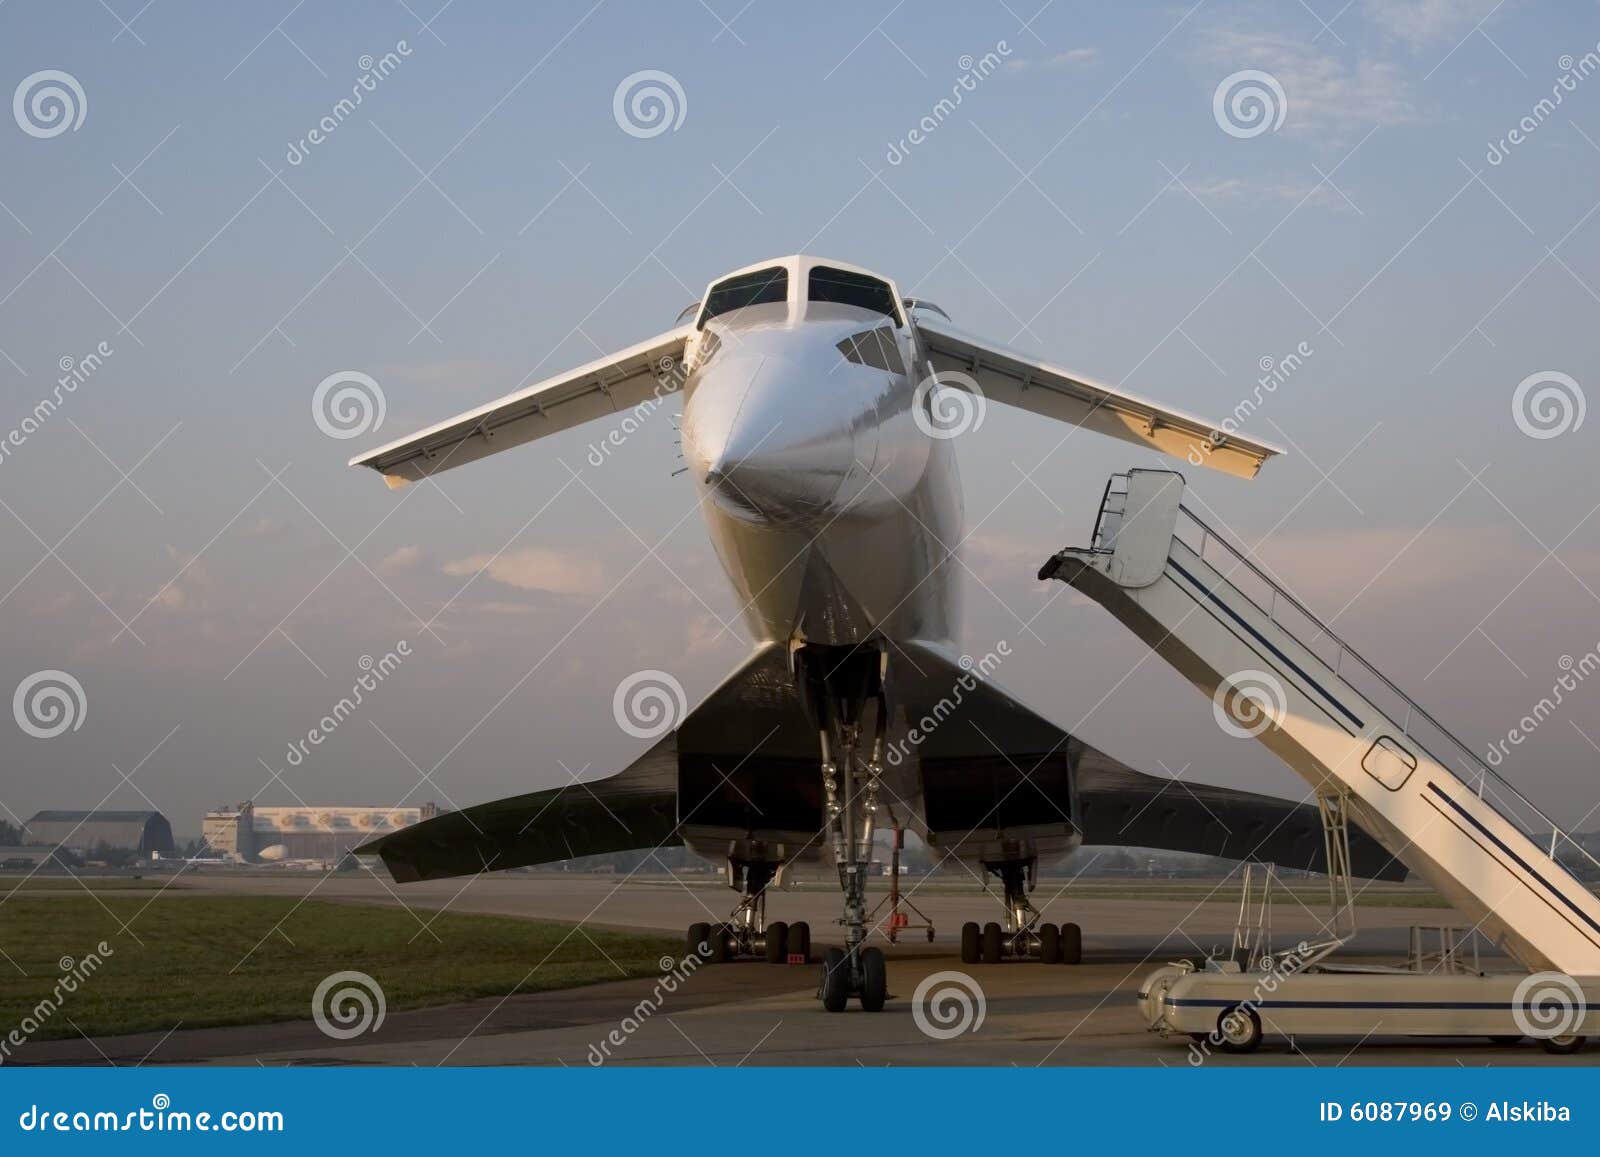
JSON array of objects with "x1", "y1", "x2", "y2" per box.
[
  {"x1": 981, "y1": 921, "x2": 1003, "y2": 964},
  {"x1": 1216, "y1": 1005, "x2": 1262, "y2": 1053},
  {"x1": 960, "y1": 921, "x2": 981, "y2": 964},
  {"x1": 1060, "y1": 922, "x2": 1082, "y2": 965},
  {"x1": 1039, "y1": 922, "x2": 1062, "y2": 964},
  {"x1": 1488, "y1": 1035, "x2": 1523, "y2": 1046},
  {"x1": 705, "y1": 923, "x2": 731, "y2": 963},
  {"x1": 820, "y1": 947, "x2": 849, "y2": 1012},
  {"x1": 764, "y1": 921, "x2": 788, "y2": 964},
  {"x1": 789, "y1": 921, "x2": 811, "y2": 963},
  {"x1": 1544, "y1": 1034, "x2": 1586, "y2": 1055},
  {"x1": 688, "y1": 922, "x2": 711, "y2": 959},
  {"x1": 859, "y1": 947, "x2": 887, "y2": 1011}
]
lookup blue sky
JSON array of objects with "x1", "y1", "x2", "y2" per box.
[{"x1": 4, "y1": 0, "x2": 1600, "y2": 837}]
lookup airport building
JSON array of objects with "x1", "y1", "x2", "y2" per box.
[
  {"x1": 21, "y1": 810, "x2": 175, "y2": 857},
  {"x1": 201, "y1": 801, "x2": 437, "y2": 864}
]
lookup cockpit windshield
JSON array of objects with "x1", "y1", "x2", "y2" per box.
[
  {"x1": 699, "y1": 267, "x2": 788, "y2": 327},
  {"x1": 808, "y1": 266, "x2": 900, "y2": 325}
]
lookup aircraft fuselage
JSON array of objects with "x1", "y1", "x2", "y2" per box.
[{"x1": 678, "y1": 276, "x2": 962, "y2": 653}]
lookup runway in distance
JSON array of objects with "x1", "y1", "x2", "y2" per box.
[{"x1": 352, "y1": 255, "x2": 1401, "y2": 1011}]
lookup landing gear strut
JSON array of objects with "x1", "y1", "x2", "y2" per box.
[
  {"x1": 809, "y1": 690, "x2": 891, "y2": 1011},
  {"x1": 959, "y1": 859, "x2": 1081, "y2": 965},
  {"x1": 686, "y1": 858, "x2": 810, "y2": 965}
]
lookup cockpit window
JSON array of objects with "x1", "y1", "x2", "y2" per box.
[
  {"x1": 809, "y1": 266, "x2": 900, "y2": 325},
  {"x1": 699, "y1": 267, "x2": 788, "y2": 328},
  {"x1": 836, "y1": 326, "x2": 905, "y2": 375}
]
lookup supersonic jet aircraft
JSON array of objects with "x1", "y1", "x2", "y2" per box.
[{"x1": 352, "y1": 255, "x2": 1401, "y2": 1011}]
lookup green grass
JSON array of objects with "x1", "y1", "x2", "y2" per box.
[{"x1": 0, "y1": 895, "x2": 679, "y2": 1041}]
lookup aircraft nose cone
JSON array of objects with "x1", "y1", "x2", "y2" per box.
[{"x1": 686, "y1": 353, "x2": 858, "y2": 524}]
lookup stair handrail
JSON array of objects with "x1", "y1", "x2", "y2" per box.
[{"x1": 1090, "y1": 475, "x2": 1600, "y2": 882}]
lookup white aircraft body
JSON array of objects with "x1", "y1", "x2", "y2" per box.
[{"x1": 352, "y1": 255, "x2": 1400, "y2": 1010}]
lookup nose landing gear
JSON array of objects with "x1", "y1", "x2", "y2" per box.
[{"x1": 816, "y1": 711, "x2": 891, "y2": 1011}]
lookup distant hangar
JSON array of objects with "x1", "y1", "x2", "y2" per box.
[{"x1": 22, "y1": 810, "x2": 175, "y2": 857}]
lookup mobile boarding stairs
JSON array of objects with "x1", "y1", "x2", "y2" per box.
[{"x1": 1040, "y1": 469, "x2": 1600, "y2": 1053}]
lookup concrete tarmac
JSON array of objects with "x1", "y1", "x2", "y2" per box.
[{"x1": 16, "y1": 874, "x2": 1596, "y2": 1067}]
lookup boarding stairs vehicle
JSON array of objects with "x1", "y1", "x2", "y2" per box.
[{"x1": 1041, "y1": 469, "x2": 1600, "y2": 1053}]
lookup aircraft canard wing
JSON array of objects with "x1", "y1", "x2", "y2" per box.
[
  {"x1": 914, "y1": 315, "x2": 1281, "y2": 479},
  {"x1": 348, "y1": 323, "x2": 694, "y2": 487},
  {"x1": 352, "y1": 735, "x2": 679, "y2": 883},
  {"x1": 1072, "y1": 747, "x2": 1407, "y2": 882}
]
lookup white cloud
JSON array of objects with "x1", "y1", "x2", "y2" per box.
[
  {"x1": 1364, "y1": 0, "x2": 1511, "y2": 50},
  {"x1": 442, "y1": 547, "x2": 605, "y2": 595},
  {"x1": 378, "y1": 545, "x2": 423, "y2": 575},
  {"x1": 1177, "y1": 175, "x2": 1350, "y2": 209},
  {"x1": 1200, "y1": 27, "x2": 1418, "y2": 134},
  {"x1": 1005, "y1": 46, "x2": 1098, "y2": 72}
]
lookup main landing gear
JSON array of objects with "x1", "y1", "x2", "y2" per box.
[
  {"x1": 959, "y1": 859, "x2": 1082, "y2": 965},
  {"x1": 686, "y1": 858, "x2": 811, "y2": 965}
]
